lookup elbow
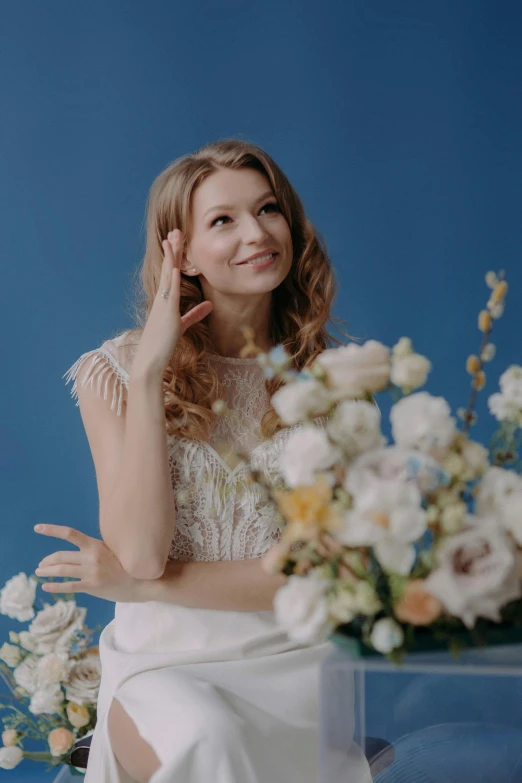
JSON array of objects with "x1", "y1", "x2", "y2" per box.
[{"x1": 122, "y1": 557, "x2": 167, "y2": 581}]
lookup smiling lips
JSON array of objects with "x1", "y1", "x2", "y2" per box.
[{"x1": 237, "y1": 252, "x2": 278, "y2": 269}]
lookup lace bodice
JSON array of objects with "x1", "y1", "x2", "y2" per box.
[{"x1": 63, "y1": 330, "x2": 326, "y2": 563}]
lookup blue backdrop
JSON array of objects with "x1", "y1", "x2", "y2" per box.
[{"x1": 2, "y1": 1, "x2": 522, "y2": 778}]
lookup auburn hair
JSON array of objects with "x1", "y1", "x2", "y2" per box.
[{"x1": 116, "y1": 138, "x2": 360, "y2": 442}]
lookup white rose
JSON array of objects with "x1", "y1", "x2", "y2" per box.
[
  {"x1": 36, "y1": 652, "x2": 72, "y2": 688},
  {"x1": 28, "y1": 600, "x2": 87, "y2": 655},
  {"x1": 18, "y1": 631, "x2": 37, "y2": 653},
  {"x1": 13, "y1": 654, "x2": 39, "y2": 696},
  {"x1": 459, "y1": 440, "x2": 489, "y2": 481},
  {"x1": 338, "y1": 479, "x2": 427, "y2": 576},
  {"x1": 315, "y1": 340, "x2": 391, "y2": 396},
  {"x1": 390, "y1": 392, "x2": 457, "y2": 454},
  {"x1": 488, "y1": 366, "x2": 522, "y2": 425},
  {"x1": 274, "y1": 571, "x2": 334, "y2": 645},
  {"x1": 271, "y1": 378, "x2": 333, "y2": 425},
  {"x1": 326, "y1": 400, "x2": 386, "y2": 458},
  {"x1": 0, "y1": 643, "x2": 21, "y2": 668},
  {"x1": 0, "y1": 745, "x2": 24, "y2": 769},
  {"x1": 423, "y1": 518, "x2": 521, "y2": 628},
  {"x1": 370, "y1": 618, "x2": 404, "y2": 654},
  {"x1": 279, "y1": 426, "x2": 342, "y2": 487},
  {"x1": 344, "y1": 446, "x2": 448, "y2": 498},
  {"x1": 29, "y1": 683, "x2": 64, "y2": 716},
  {"x1": 0, "y1": 573, "x2": 37, "y2": 622},
  {"x1": 64, "y1": 656, "x2": 102, "y2": 705},
  {"x1": 390, "y1": 352, "x2": 432, "y2": 391},
  {"x1": 2, "y1": 729, "x2": 19, "y2": 747},
  {"x1": 475, "y1": 466, "x2": 522, "y2": 544}
]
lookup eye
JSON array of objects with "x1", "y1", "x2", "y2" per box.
[{"x1": 211, "y1": 202, "x2": 281, "y2": 227}]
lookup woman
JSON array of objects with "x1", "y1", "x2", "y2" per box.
[{"x1": 46, "y1": 138, "x2": 371, "y2": 782}]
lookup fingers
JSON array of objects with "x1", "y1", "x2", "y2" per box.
[
  {"x1": 34, "y1": 524, "x2": 85, "y2": 544},
  {"x1": 41, "y1": 579, "x2": 83, "y2": 593},
  {"x1": 38, "y1": 551, "x2": 84, "y2": 568},
  {"x1": 36, "y1": 564, "x2": 83, "y2": 579},
  {"x1": 180, "y1": 301, "x2": 213, "y2": 333}
]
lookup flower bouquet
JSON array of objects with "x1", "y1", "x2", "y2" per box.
[
  {"x1": 0, "y1": 572, "x2": 102, "y2": 773},
  {"x1": 237, "y1": 270, "x2": 522, "y2": 663}
]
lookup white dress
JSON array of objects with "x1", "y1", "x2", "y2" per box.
[{"x1": 63, "y1": 330, "x2": 370, "y2": 783}]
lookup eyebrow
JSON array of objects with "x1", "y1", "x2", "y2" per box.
[{"x1": 203, "y1": 190, "x2": 276, "y2": 219}]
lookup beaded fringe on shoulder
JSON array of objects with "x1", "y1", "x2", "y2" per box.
[{"x1": 62, "y1": 348, "x2": 128, "y2": 417}]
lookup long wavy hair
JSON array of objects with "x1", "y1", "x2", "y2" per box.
[{"x1": 116, "y1": 138, "x2": 360, "y2": 443}]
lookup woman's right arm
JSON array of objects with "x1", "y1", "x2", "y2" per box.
[{"x1": 76, "y1": 361, "x2": 176, "y2": 581}]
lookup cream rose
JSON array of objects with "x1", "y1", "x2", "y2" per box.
[
  {"x1": 64, "y1": 656, "x2": 102, "y2": 705},
  {"x1": 28, "y1": 600, "x2": 87, "y2": 655},
  {"x1": 315, "y1": 340, "x2": 391, "y2": 396},
  {"x1": 271, "y1": 378, "x2": 333, "y2": 425},
  {"x1": 0, "y1": 572, "x2": 37, "y2": 622}
]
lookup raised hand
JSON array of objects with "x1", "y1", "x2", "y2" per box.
[
  {"x1": 131, "y1": 229, "x2": 213, "y2": 379},
  {"x1": 34, "y1": 524, "x2": 144, "y2": 603}
]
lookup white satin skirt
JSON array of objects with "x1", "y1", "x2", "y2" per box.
[{"x1": 84, "y1": 600, "x2": 370, "y2": 783}]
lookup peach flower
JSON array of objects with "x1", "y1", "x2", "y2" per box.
[
  {"x1": 48, "y1": 727, "x2": 75, "y2": 757},
  {"x1": 394, "y1": 580, "x2": 442, "y2": 625}
]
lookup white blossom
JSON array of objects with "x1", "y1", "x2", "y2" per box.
[
  {"x1": 488, "y1": 366, "x2": 522, "y2": 425},
  {"x1": 0, "y1": 572, "x2": 37, "y2": 622},
  {"x1": 344, "y1": 446, "x2": 448, "y2": 498},
  {"x1": 326, "y1": 400, "x2": 386, "y2": 457},
  {"x1": 28, "y1": 600, "x2": 87, "y2": 655},
  {"x1": 271, "y1": 378, "x2": 333, "y2": 425},
  {"x1": 337, "y1": 479, "x2": 427, "y2": 576},
  {"x1": 0, "y1": 643, "x2": 21, "y2": 668},
  {"x1": 29, "y1": 683, "x2": 64, "y2": 716},
  {"x1": 36, "y1": 652, "x2": 72, "y2": 688},
  {"x1": 0, "y1": 746, "x2": 23, "y2": 769},
  {"x1": 390, "y1": 352, "x2": 431, "y2": 391},
  {"x1": 390, "y1": 392, "x2": 457, "y2": 455},
  {"x1": 370, "y1": 618, "x2": 404, "y2": 654},
  {"x1": 315, "y1": 340, "x2": 391, "y2": 396},
  {"x1": 273, "y1": 570, "x2": 335, "y2": 644},
  {"x1": 279, "y1": 426, "x2": 342, "y2": 487},
  {"x1": 13, "y1": 654, "x2": 39, "y2": 696}
]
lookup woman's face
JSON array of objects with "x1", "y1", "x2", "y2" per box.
[{"x1": 182, "y1": 167, "x2": 293, "y2": 296}]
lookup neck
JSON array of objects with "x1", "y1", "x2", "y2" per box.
[{"x1": 206, "y1": 295, "x2": 273, "y2": 358}]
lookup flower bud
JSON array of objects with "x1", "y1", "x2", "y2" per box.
[
  {"x1": 466, "y1": 355, "x2": 481, "y2": 374},
  {"x1": 478, "y1": 310, "x2": 492, "y2": 332},
  {"x1": 473, "y1": 371, "x2": 486, "y2": 390}
]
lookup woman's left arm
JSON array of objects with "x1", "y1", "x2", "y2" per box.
[
  {"x1": 33, "y1": 524, "x2": 288, "y2": 611},
  {"x1": 137, "y1": 557, "x2": 288, "y2": 611}
]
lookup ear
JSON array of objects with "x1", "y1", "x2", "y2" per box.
[{"x1": 180, "y1": 254, "x2": 198, "y2": 276}]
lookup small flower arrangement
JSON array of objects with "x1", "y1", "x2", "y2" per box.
[
  {"x1": 0, "y1": 572, "x2": 102, "y2": 773},
  {"x1": 236, "y1": 271, "x2": 522, "y2": 662}
]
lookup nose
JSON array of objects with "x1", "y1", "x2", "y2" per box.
[{"x1": 240, "y1": 214, "x2": 270, "y2": 244}]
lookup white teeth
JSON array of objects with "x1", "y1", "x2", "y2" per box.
[{"x1": 242, "y1": 253, "x2": 275, "y2": 266}]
